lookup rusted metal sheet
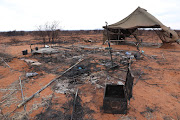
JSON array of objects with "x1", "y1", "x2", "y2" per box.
[{"x1": 125, "y1": 67, "x2": 134, "y2": 100}]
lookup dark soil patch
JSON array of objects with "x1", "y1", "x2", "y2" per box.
[
  {"x1": 35, "y1": 93, "x2": 94, "y2": 120},
  {"x1": 36, "y1": 108, "x2": 69, "y2": 120},
  {"x1": 0, "y1": 52, "x2": 13, "y2": 63},
  {"x1": 36, "y1": 94, "x2": 72, "y2": 120}
]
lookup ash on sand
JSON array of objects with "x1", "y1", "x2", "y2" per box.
[
  {"x1": 52, "y1": 59, "x2": 99, "y2": 94},
  {"x1": 64, "y1": 64, "x2": 91, "y2": 78}
]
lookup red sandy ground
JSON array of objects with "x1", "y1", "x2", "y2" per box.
[{"x1": 0, "y1": 32, "x2": 179, "y2": 120}]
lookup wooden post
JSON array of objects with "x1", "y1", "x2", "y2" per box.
[{"x1": 19, "y1": 76, "x2": 26, "y2": 111}]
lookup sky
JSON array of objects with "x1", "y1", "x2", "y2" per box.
[{"x1": 0, "y1": 0, "x2": 180, "y2": 31}]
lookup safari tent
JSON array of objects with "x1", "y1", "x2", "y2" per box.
[{"x1": 103, "y1": 7, "x2": 180, "y2": 44}]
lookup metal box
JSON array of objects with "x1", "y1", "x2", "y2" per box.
[
  {"x1": 103, "y1": 84, "x2": 127, "y2": 114},
  {"x1": 103, "y1": 67, "x2": 134, "y2": 114}
]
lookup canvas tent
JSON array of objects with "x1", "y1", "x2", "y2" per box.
[{"x1": 103, "y1": 7, "x2": 180, "y2": 44}]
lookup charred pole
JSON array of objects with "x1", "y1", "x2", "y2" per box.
[{"x1": 71, "y1": 89, "x2": 79, "y2": 120}]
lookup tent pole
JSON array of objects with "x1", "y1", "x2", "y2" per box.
[
  {"x1": 133, "y1": 34, "x2": 141, "y2": 51},
  {"x1": 118, "y1": 29, "x2": 120, "y2": 45},
  {"x1": 118, "y1": 29, "x2": 120, "y2": 40},
  {"x1": 105, "y1": 22, "x2": 113, "y2": 67}
]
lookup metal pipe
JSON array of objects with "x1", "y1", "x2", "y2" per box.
[{"x1": 105, "y1": 22, "x2": 113, "y2": 67}]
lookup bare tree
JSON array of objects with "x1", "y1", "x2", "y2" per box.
[
  {"x1": 44, "y1": 22, "x2": 51, "y2": 43},
  {"x1": 37, "y1": 25, "x2": 47, "y2": 47},
  {"x1": 45, "y1": 21, "x2": 60, "y2": 43},
  {"x1": 36, "y1": 21, "x2": 60, "y2": 46},
  {"x1": 50, "y1": 21, "x2": 59, "y2": 43}
]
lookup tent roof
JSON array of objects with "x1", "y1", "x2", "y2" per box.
[{"x1": 106, "y1": 7, "x2": 163, "y2": 29}]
